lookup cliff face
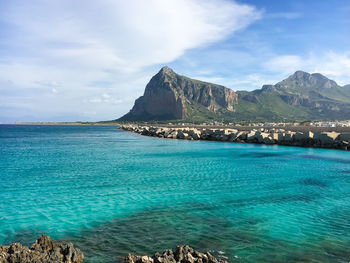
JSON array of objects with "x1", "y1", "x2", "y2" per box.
[
  {"x1": 119, "y1": 69, "x2": 350, "y2": 122},
  {"x1": 119, "y1": 67, "x2": 238, "y2": 121}
]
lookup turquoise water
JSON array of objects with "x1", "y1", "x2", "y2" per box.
[{"x1": 1, "y1": 125, "x2": 350, "y2": 263}]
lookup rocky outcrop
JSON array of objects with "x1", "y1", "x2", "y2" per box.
[
  {"x1": 0, "y1": 235, "x2": 84, "y2": 263},
  {"x1": 119, "y1": 125, "x2": 350, "y2": 151},
  {"x1": 119, "y1": 67, "x2": 238, "y2": 121},
  {"x1": 124, "y1": 245, "x2": 227, "y2": 263}
]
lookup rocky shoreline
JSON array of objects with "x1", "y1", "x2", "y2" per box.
[
  {"x1": 119, "y1": 124, "x2": 350, "y2": 151},
  {"x1": 125, "y1": 245, "x2": 228, "y2": 263},
  {"x1": 0, "y1": 236, "x2": 226, "y2": 263},
  {"x1": 0, "y1": 235, "x2": 84, "y2": 263}
]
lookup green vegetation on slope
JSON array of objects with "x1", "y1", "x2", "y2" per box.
[{"x1": 118, "y1": 68, "x2": 350, "y2": 123}]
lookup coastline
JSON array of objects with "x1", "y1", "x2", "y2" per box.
[
  {"x1": 119, "y1": 124, "x2": 350, "y2": 151},
  {"x1": 0, "y1": 236, "x2": 226, "y2": 263}
]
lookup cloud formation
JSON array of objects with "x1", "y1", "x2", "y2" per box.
[
  {"x1": 264, "y1": 52, "x2": 350, "y2": 85},
  {"x1": 0, "y1": 0, "x2": 261, "y2": 121}
]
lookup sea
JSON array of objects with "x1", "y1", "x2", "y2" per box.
[{"x1": 0, "y1": 125, "x2": 350, "y2": 263}]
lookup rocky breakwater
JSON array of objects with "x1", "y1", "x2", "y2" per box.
[
  {"x1": 125, "y1": 245, "x2": 227, "y2": 263},
  {"x1": 0, "y1": 235, "x2": 84, "y2": 263},
  {"x1": 119, "y1": 125, "x2": 350, "y2": 151}
]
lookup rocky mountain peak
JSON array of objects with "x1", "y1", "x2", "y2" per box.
[
  {"x1": 159, "y1": 66, "x2": 173, "y2": 73},
  {"x1": 278, "y1": 70, "x2": 338, "y2": 90},
  {"x1": 157, "y1": 66, "x2": 176, "y2": 77},
  {"x1": 118, "y1": 67, "x2": 238, "y2": 121},
  {"x1": 292, "y1": 70, "x2": 311, "y2": 80}
]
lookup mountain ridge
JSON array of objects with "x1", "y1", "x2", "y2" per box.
[{"x1": 119, "y1": 68, "x2": 350, "y2": 122}]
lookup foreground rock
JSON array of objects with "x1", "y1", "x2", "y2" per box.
[
  {"x1": 125, "y1": 245, "x2": 228, "y2": 263},
  {"x1": 119, "y1": 124, "x2": 350, "y2": 151},
  {"x1": 0, "y1": 235, "x2": 84, "y2": 263}
]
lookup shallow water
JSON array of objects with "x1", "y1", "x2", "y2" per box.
[{"x1": 0, "y1": 125, "x2": 350, "y2": 262}]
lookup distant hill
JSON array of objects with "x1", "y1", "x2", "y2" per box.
[
  {"x1": 344, "y1": 84, "x2": 350, "y2": 89},
  {"x1": 236, "y1": 71, "x2": 350, "y2": 121},
  {"x1": 119, "y1": 68, "x2": 350, "y2": 122}
]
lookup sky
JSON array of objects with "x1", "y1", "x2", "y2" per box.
[{"x1": 0, "y1": 0, "x2": 349, "y2": 122}]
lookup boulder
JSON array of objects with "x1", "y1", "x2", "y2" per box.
[
  {"x1": 294, "y1": 131, "x2": 314, "y2": 141},
  {"x1": 283, "y1": 132, "x2": 295, "y2": 143},
  {"x1": 224, "y1": 129, "x2": 238, "y2": 135},
  {"x1": 314, "y1": 132, "x2": 340, "y2": 146},
  {"x1": 176, "y1": 130, "x2": 185, "y2": 139},
  {"x1": 200, "y1": 129, "x2": 214, "y2": 140},
  {"x1": 271, "y1": 133, "x2": 284, "y2": 141},
  {"x1": 141, "y1": 127, "x2": 150, "y2": 135},
  {"x1": 340, "y1": 141, "x2": 349, "y2": 150},
  {"x1": 237, "y1": 131, "x2": 248, "y2": 141},
  {"x1": 163, "y1": 129, "x2": 173, "y2": 138},
  {"x1": 337, "y1": 133, "x2": 350, "y2": 142},
  {"x1": 262, "y1": 135, "x2": 275, "y2": 144},
  {"x1": 187, "y1": 129, "x2": 201, "y2": 140},
  {"x1": 246, "y1": 131, "x2": 256, "y2": 141},
  {"x1": 293, "y1": 131, "x2": 314, "y2": 146},
  {"x1": 255, "y1": 132, "x2": 270, "y2": 143}
]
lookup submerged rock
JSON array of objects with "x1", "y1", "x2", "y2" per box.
[
  {"x1": 0, "y1": 235, "x2": 84, "y2": 263},
  {"x1": 124, "y1": 245, "x2": 228, "y2": 263}
]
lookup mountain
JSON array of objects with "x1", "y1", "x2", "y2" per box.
[
  {"x1": 344, "y1": 84, "x2": 350, "y2": 89},
  {"x1": 119, "y1": 66, "x2": 238, "y2": 122},
  {"x1": 119, "y1": 68, "x2": 350, "y2": 122},
  {"x1": 235, "y1": 71, "x2": 350, "y2": 121}
]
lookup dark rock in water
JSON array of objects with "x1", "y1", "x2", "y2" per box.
[
  {"x1": 0, "y1": 235, "x2": 84, "y2": 263},
  {"x1": 124, "y1": 245, "x2": 228, "y2": 263}
]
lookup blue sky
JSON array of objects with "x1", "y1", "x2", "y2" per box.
[{"x1": 0, "y1": 0, "x2": 349, "y2": 122}]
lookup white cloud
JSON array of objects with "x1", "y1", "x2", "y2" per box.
[
  {"x1": 0, "y1": 0, "x2": 261, "y2": 121},
  {"x1": 264, "y1": 51, "x2": 350, "y2": 85},
  {"x1": 263, "y1": 55, "x2": 304, "y2": 74},
  {"x1": 88, "y1": 93, "x2": 123, "y2": 105},
  {"x1": 1, "y1": 0, "x2": 261, "y2": 70},
  {"x1": 312, "y1": 51, "x2": 350, "y2": 80}
]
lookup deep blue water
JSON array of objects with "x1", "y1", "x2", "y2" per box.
[{"x1": 1, "y1": 125, "x2": 350, "y2": 263}]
